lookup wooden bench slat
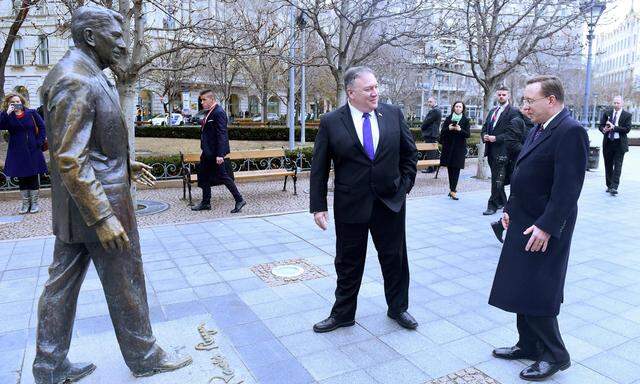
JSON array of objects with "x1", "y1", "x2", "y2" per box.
[
  {"x1": 228, "y1": 149, "x2": 285, "y2": 159},
  {"x1": 189, "y1": 169, "x2": 295, "y2": 183},
  {"x1": 416, "y1": 143, "x2": 439, "y2": 151},
  {"x1": 182, "y1": 153, "x2": 201, "y2": 163}
]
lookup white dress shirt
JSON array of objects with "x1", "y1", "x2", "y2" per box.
[
  {"x1": 492, "y1": 102, "x2": 508, "y2": 127},
  {"x1": 610, "y1": 109, "x2": 622, "y2": 139},
  {"x1": 542, "y1": 109, "x2": 563, "y2": 130},
  {"x1": 348, "y1": 101, "x2": 380, "y2": 152}
]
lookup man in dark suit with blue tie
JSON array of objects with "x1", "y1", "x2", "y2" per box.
[
  {"x1": 599, "y1": 95, "x2": 631, "y2": 196},
  {"x1": 481, "y1": 86, "x2": 519, "y2": 215},
  {"x1": 309, "y1": 66, "x2": 418, "y2": 332},
  {"x1": 489, "y1": 75, "x2": 589, "y2": 381}
]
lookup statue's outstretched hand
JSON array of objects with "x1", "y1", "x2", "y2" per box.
[{"x1": 131, "y1": 161, "x2": 156, "y2": 187}]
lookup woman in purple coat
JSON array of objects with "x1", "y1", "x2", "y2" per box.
[{"x1": 0, "y1": 93, "x2": 48, "y2": 213}]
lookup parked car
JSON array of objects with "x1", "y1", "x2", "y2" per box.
[
  {"x1": 169, "y1": 113, "x2": 184, "y2": 125},
  {"x1": 149, "y1": 113, "x2": 184, "y2": 126},
  {"x1": 189, "y1": 109, "x2": 208, "y2": 125},
  {"x1": 150, "y1": 113, "x2": 169, "y2": 126},
  {"x1": 251, "y1": 113, "x2": 279, "y2": 122}
]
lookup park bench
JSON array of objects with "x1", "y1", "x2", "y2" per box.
[
  {"x1": 416, "y1": 142, "x2": 441, "y2": 178},
  {"x1": 180, "y1": 149, "x2": 298, "y2": 205}
]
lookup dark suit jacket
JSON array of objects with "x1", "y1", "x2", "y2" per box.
[
  {"x1": 41, "y1": 48, "x2": 134, "y2": 243},
  {"x1": 198, "y1": 104, "x2": 231, "y2": 186},
  {"x1": 504, "y1": 113, "x2": 534, "y2": 160},
  {"x1": 438, "y1": 114, "x2": 470, "y2": 169},
  {"x1": 310, "y1": 103, "x2": 417, "y2": 223},
  {"x1": 421, "y1": 107, "x2": 441, "y2": 140},
  {"x1": 489, "y1": 108, "x2": 589, "y2": 316},
  {"x1": 481, "y1": 103, "x2": 519, "y2": 158},
  {"x1": 599, "y1": 109, "x2": 631, "y2": 153}
]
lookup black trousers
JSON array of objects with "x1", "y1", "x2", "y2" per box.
[
  {"x1": 516, "y1": 314, "x2": 570, "y2": 363},
  {"x1": 33, "y1": 232, "x2": 162, "y2": 381},
  {"x1": 18, "y1": 175, "x2": 40, "y2": 190},
  {"x1": 331, "y1": 199, "x2": 410, "y2": 321},
  {"x1": 487, "y1": 155, "x2": 508, "y2": 210},
  {"x1": 201, "y1": 166, "x2": 242, "y2": 204},
  {"x1": 603, "y1": 143, "x2": 625, "y2": 190},
  {"x1": 447, "y1": 167, "x2": 460, "y2": 192}
]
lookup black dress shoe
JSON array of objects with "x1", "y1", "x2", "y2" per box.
[
  {"x1": 520, "y1": 360, "x2": 570, "y2": 381},
  {"x1": 230, "y1": 200, "x2": 246, "y2": 213},
  {"x1": 313, "y1": 317, "x2": 355, "y2": 333},
  {"x1": 606, "y1": 187, "x2": 612, "y2": 193},
  {"x1": 388, "y1": 311, "x2": 418, "y2": 330},
  {"x1": 610, "y1": 189, "x2": 618, "y2": 195},
  {"x1": 483, "y1": 209, "x2": 497, "y2": 215},
  {"x1": 132, "y1": 351, "x2": 193, "y2": 377},
  {"x1": 492, "y1": 346, "x2": 539, "y2": 360},
  {"x1": 191, "y1": 202, "x2": 211, "y2": 211},
  {"x1": 490, "y1": 220, "x2": 504, "y2": 243},
  {"x1": 34, "y1": 361, "x2": 96, "y2": 384}
]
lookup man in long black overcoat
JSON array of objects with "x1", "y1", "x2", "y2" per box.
[
  {"x1": 191, "y1": 90, "x2": 246, "y2": 213},
  {"x1": 488, "y1": 76, "x2": 588, "y2": 382}
]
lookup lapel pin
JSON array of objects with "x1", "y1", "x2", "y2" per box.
[{"x1": 377, "y1": 112, "x2": 382, "y2": 117}]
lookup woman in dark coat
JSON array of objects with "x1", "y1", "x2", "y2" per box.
[
  {"x1": 439, "y1": 101, "x2": 470, "y2": 200},
  {"x1": 0, "y1": 93, "x2": 48, "y2": 214}
]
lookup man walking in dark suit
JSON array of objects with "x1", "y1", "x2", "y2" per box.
[
  {"x1": 491, "y1": 103, "x2": 535, "y2": 243},
  {"x1": 420, "y1": 96, "x2": 441, "y2": 173},
  {"x1": 191, "y1": 90, "x2": 246, "y2": 212},
  {"x1": 481, "y1": 86, "x2": 519, "y2": 215},
  {"x1": 35, "y1": 6, "x2": 192, "y2": 383},
  {"x1": 599, "y1": 95, "x2": 631, "y2": 196},
  {"x1": 310, "y1": 66, "x2": 418, "y2": 333},
  {"x1": 489, "y1": 75, "x2": 588, "y2": 381}
]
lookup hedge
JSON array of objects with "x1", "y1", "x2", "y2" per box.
[{"x1": 135, "y1": 124, "x2": 441, "y2": 143}]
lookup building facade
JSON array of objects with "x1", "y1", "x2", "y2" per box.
[{"x1": 593, "y1": 5, "x2": 640, "y2": 121}]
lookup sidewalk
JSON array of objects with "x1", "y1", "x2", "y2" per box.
[{"x1": 1, "y1": 149, "x2": 640, "y2": 384}]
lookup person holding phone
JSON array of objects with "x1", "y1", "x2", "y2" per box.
[
  {"x1": 438, "y1": 101, "x2": 470, "y2": 200},
  {"x1": 0, "y1": 92, "x2": 48, "y2": 214},
  {"x1": 598, "y1": 95, "x2": 631, "y2": 195}
]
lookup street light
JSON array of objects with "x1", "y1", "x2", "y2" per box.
[{"x1": 581, "y1": 0, "x2": 606, "y2": 129}]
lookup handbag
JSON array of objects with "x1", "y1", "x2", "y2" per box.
[{"x1": 31, "y1": 115, "x2": 49, "y2": 152}]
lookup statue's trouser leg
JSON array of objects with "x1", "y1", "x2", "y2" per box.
[
  {"x1": 34, "y1": 231, "x2": 162, "y2": 382},
  {"x1": 33, "y1": 240, "x2": 91, "y2": 382},
  {"x1": 86, "y1": 230, "x2": 162, "y2": 371}
]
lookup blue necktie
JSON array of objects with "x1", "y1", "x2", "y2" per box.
[
  {"x1": 362, "y1": 112, "x2": 374, "y2": 160},
  {"x1": 532, "y1": 124, "x2": 543, "y2": 141}
]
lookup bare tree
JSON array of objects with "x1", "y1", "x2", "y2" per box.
[
  {"x1": 0, "y1": 0, "x2": 41, "y2": 99},
  {"x1": 428, "y1": 0, "x2": 584, "y2": 115},
  {"x1": 141, "y1": 46, "x2": 204, "y2": 114},
  {"x1": 283, "y1": 0, "x2": 436, "y2": 104},
  {"x1": 232, "y1": 1, "x2": 290, "y2": 122}
]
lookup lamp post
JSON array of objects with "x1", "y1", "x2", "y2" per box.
[
  {"x1": 287, "y1": 4, "x2": 296, "y2": 150},
  {"x1": 581, "y1": 0, "x2": 606, "y2": 129},
  {"x1": 297, "y1": 12, "x2": 307, "y2": 145}
]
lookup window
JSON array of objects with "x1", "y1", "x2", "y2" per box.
[
  {"x1": 38, "y1": 35, "x2": 49, "y2": 65},
  {"x1": 13, "y1": 36, "x2": 24, "y2": 65}
]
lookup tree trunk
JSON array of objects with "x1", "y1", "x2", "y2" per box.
[
  {"x1": 117, "y1": 80, "x2": 138, "y2": 206},
  {"x1": 261, "y1": 89, "x2": 268, "y2": 123},
  {"x1": 475, "y1": 87, "x2": 494, "y2": 180}
]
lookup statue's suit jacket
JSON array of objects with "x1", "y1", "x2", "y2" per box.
[{"x1": 41, "y1": 48, "x2": 134, "y2": 243}]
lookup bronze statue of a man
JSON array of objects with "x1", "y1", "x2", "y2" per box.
[{"x1": 34, "y1": 5, "x2": 192, "y2": 383}]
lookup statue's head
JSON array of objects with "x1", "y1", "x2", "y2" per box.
[{"x1": 71, "y1": 6, "x2": 126, "y2": 69}]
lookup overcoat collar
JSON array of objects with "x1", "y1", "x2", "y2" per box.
[{"x1": 517, "y1": 107, "x2": 570, "y2": 163}]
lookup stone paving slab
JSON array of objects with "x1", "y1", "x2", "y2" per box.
[{"x1": 1, "y1": 148, "x2": 640, "y2": 383}]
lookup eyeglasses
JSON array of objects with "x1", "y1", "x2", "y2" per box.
[{"x1": 522, "y1": 96, "x2": 551, "y2": 105}]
